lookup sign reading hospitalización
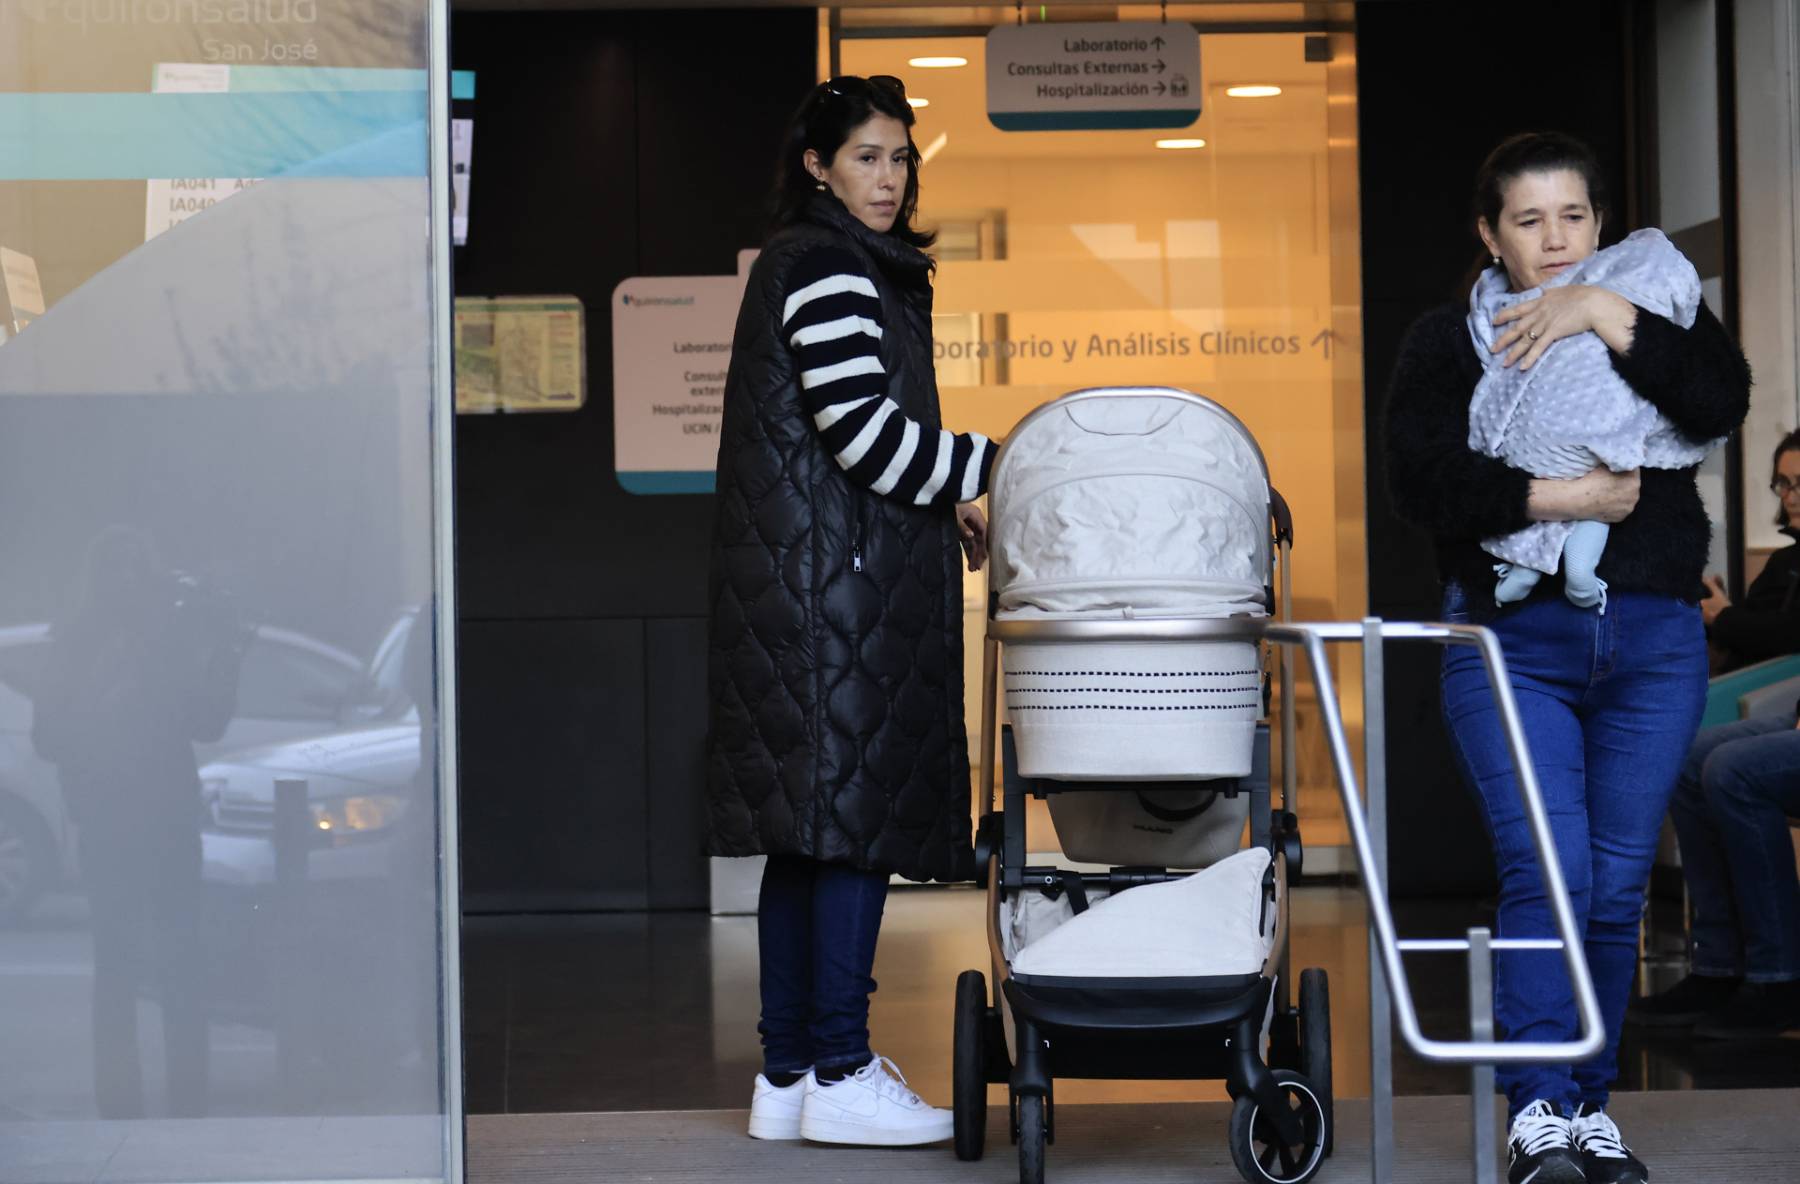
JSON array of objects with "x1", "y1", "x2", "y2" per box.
[{"x1": 986, "y1": 21, "x2": 1202, "y2": 131}]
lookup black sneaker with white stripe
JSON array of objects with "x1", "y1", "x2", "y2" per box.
[
  {"x1": 1571, "y1": 1101, "x2": 1648, "y2": 1184},
  {"x1": 1507, "y1": 1099, "x2": 1586, "y2": 1184}
]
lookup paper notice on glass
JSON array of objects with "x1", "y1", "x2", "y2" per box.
[
  {"x1": 0, "y1": 247, "x2": 45, "y2": 338},
  {"x1": 455, "y1": 296, "x2": 585, "y2": 413},
  {"x1": 146, "y1": 64, "x2": 260, "y2": 242},
  {"x1": 153, "y1": 63, "x2": 230, "y2": 93},
  {"x1": 453, "y1": 298, "x2": 500, "y2": 413},
  {"x1": 452, "y1": 118, "x2": 474, "y2": 246}
]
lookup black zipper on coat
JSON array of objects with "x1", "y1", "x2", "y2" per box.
[{"x1": 852, "y1": 499, "x2": 869, "y2": 573}]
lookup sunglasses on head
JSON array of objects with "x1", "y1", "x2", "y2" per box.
[{"x1": 823, "y1": 74, "x2": 907, "y2": 99}]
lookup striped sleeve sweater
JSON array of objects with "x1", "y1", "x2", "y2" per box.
[{"x1": 781, "y1": 246, "x2": 994, "y2": 508}]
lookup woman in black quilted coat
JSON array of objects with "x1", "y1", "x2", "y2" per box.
[{"x1": 706, "y1": 75, "x2": 995, "y2": 1146}]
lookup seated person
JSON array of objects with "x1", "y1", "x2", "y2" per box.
[
  {"x1": 1627, "y1": 710, "x2": 1800, "y2": 1038},
  {"x1": 1700, "y1": 430, "x2": 1800, "y2": 669}
]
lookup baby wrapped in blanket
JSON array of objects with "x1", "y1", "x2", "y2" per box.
[{"x1": 1466, "y1": 228, "x2": 1719, "y2": 610}]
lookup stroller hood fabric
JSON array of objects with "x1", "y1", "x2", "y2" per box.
[{"x1": 991, "y1": 394, "x2": 1269, "y2": 620}]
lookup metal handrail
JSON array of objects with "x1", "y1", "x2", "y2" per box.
[{"x1": 981, "y1": 613, "x2": 1605, "y2": 1067}]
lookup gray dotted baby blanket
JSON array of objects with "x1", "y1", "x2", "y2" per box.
[{"x1": 1466, "y1": 228, "x2": 1716, "y2": 574}]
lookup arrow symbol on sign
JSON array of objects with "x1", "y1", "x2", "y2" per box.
[
  {"x1": 1152, "y1": 35, "x2": 1166, "y2": 49},
  {"x1": 1153, "y1": 81, "x2": 1166, "y2": 96},
  {"x1": 1310, "y1": 329, "x2": 1337, "y2": 359},
  {"x1": 1154, "y1": 59, "x2": 1167, "y2": 73}
]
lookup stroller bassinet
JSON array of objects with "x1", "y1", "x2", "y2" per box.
[{"x1": 953, "y1": 388, "x2": 1332, "y2": 1184}]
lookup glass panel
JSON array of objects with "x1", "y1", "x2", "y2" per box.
[
  {"x1": 0, "y1": 4, "x2": 454, "y2": 1182},
  {"x1": 841, "y1": 23, "x2": 1363, "y2": 853}
]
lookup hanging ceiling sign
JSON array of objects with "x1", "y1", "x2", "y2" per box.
[{"x1": 986, "y1": 21, "x2": 1201, "y2": 131}]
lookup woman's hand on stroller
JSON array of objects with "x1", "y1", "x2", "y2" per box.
[{"x1": 956, "y1": 502, "x2": 988, "y2": 572}]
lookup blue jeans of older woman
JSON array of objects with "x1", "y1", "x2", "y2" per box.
[{"x1": 1440, "y1": 587, "x2": 1706, "y2": 1120}]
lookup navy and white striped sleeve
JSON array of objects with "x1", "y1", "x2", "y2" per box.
[{"x1": 781, "y1": 246, "x2": 994, "y2": 507}]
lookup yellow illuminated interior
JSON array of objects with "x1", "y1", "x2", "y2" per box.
[{"x1": 842, "y1": 25, "x2": 1363, "y2": 853}]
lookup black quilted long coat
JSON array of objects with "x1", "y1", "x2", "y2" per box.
[{"x1": 704, "y1": 195, "x2": 975, "y2": 884}]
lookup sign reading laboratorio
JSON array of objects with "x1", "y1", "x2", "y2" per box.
[
  {"x1": 612, "y1": 272, "x2": 750, "y2": 495},
  {"x1": 986, "y1": 21, "x2": 1200, "y2": 131}
]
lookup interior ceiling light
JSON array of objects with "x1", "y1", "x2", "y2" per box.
[
  {"x1": 907, "y1": 97, "x2": 930, "y2": 108},
  {"x1": 909, "y1": 55, "x2": 968, "y2": 68},
  {"x1": 1155, "y1": 138, "x2": 1207, "y2": 150},
  {"x1": 1225, "y1": 85, "x2": 1283, "y2": 98}
]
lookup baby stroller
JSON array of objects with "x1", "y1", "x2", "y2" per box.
[{"x1": 952, "y1": 387, "x2": 1332, "y2": 1184}]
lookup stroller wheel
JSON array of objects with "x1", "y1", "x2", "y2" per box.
[
  {"x1": 953, "y1": 970, "x2": 987, "y2": 1161},
  {"x1": 1228, "y1": 1069, "x2": 1327, "y2": 1184},
  {"x1": 1299, "y1": 968, "x2": 1333, "y2": 1158},
  {"x1": 1016, "y1": 1093, "x2": 1046, "y2": 1184}
]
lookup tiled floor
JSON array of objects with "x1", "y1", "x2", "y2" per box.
[
  {"x1": 465, "y1": 1091, "x2": 1800, "y2": 1184},
  {"x1": 460, "y1": 882, "x2": 1800, "y2": 1114}
]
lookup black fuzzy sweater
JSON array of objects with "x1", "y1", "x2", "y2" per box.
[{"x1": 1382, "y1": 301, "x2": 1751, "y2": 615}]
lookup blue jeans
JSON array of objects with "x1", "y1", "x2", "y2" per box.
[
  {"x1": 757, "y1": 855, "x2": 889, "y2": 1077},
  {"x1": 1440, "y1": 588, "x2": 1706, "y2": 1119},
  {"x1": 1669, "y1": 716, "x2": 1800, "y2": 982}
]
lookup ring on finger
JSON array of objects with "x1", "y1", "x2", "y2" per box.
[{"x1": 1527, "y1": 329, "x2": 1540, "y2": 340}]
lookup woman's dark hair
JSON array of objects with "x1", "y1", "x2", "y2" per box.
[
  {"x1": 1771, "y1": 428, "x2": 1800, "y2": 526},
  {"x1": 767, "y1": 75, "x2": 935, "y2": 251},
  {"x1": 1463, "y1": 132, "x2": 1609, "y2": 293}
]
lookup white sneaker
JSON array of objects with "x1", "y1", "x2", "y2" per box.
[
  {"x1": 799, "y1": 1055, "x2": 954, "y2": 1146},
  {"x1": 748, "y1": 1071, "x2": 811, "y2": 1140}
]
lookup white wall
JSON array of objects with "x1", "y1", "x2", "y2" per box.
[
  {"x1": 1655, "y1": 0, "x2": 1734, "y2": 579},
  {"x1": 1736, "y1": 0, "x2": 1800, "y2": 546}
]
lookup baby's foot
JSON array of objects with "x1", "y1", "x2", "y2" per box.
[
  {"x1": 1564, "y1": 573, "x2": 1608, "y2": 614},
  {"x1": 1493, "y1": 563, "x2": 1541, "y2": 605}
]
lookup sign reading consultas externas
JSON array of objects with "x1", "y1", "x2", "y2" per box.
[{"x1": 986, "y1": 21, "x2": 1200, "y2": 131}]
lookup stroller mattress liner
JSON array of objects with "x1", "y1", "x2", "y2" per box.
[{"x1": 1009, "y1": 847, "x2": 1275, "y2": 981}]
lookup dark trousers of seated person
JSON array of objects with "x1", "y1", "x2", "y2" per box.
[
  {"x1": 1670, "y1": 716, "x2": 1800, "y2": 983},
  {"x1": 758, "y1": 855, "x2": 889, "y2": 1080}
]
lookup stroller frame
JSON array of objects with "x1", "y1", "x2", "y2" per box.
[
  {"x1": 954, "y1": 387, "x2": 1608, "y2": 1184},
  {"x1": 954, "y1": 388, "x2": 1328, "y2": 1184}
]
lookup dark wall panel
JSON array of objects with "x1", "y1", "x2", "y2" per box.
[
  {"x1": 1357, "y1": 2, "x2": 1638, "y2": 894},
  {"x1": 451, "y1": 10, "x2": 815, "y2": 910},
  {"x1": 459, "y1": 619, "x2": 649, "y2": 912},
  {"x1": 645, "y1": 619, "x2": 711, "y2": 910}
]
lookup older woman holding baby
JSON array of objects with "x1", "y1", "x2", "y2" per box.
[{"x1": 1382, "y1": 131, "x2": 1750, "y2": 1184}]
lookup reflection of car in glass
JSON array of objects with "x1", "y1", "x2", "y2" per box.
[
  {"x1": 200, "y1": 610, "x2": 421, "y2": 859},
  {"x1": 196, "y1": 610, "x2": 426, "y2": 1036},
  {"x1": 0, "y1": 621, "x2": 367, "y2": 924}
]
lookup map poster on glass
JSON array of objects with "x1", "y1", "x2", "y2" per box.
[{"x1": 454, "y1": 295, "x2": 585, "y2": 413}]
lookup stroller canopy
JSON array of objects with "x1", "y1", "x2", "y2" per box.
[{"x1": 991, "y1": 390, "x2": 1271, "y2": 621}]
